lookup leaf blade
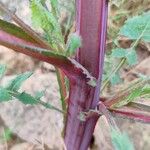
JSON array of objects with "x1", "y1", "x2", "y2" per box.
[
  {"x1": 119, "y1": 12, "x2": 150, "y2": 42},
  {"x1": 15, "y1": 92, "x2": 38, "y2": 105},
  {"x1": 6, "y1": 72, "x2": 33, "y2": 91},
  {"x1": 0, "y1": 87, "x2": 12, "y2": 102},
  {"x1": 111, "y1": 129, "x2": 134, "y2": 150}
]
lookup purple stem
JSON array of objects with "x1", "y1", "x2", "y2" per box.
[{"x1": 65, "y1": 0, "x2": 108, "y2": 149}]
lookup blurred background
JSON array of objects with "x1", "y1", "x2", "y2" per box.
[{"x1": 0, "y1": 0, "x2": 150, "y2": 149}]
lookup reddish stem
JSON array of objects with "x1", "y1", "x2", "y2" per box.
[
  {"x1": 0, "y1": 29, "x2": 96, "y2": 84},
  {"x1": 65, "y1": 0, "x2": 108, "y2": 149},
  {"x1": 110, "y1": 103, "x2": 150, "y2": 123}
]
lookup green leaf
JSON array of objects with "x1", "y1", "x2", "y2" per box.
[
  {"x1": 6, "y1": 72, "x2": 33, "y2": 91},
  {"x1": 0, "y1": 87, "x2": 11, "y2": 102},
  {"x1": 30, "y1": 0, "x2": 63, "y2": 48},
  {"x1": 0, "y1": 64, "x2": 6, "y2": 78},
  {"x1": 2, "y1": 128, "x2": 13, "y2": 141},
  {"x1": 127, "y1": 88, "x2": 142, "y2": 101},
  {"x1": 113, "y1": 88, "x2": 142, "y2": 108},
  {"x1": 30, "y1": 0, "x2": 58, "y2": 30},
  {"x1": 111, "y1": 48, "x2": 127, "y2": 58},
  {"x1": 66, "y1": 33, "x2": 82, "y2": 56},
  {"x1": 111, "y1": 129, "x2": 134, "y2": 150},
  {"x1": 125, "y1": 49, "x2": 138, "y2": 66},
  {"x1": 110, "y1": 72, "x2": 122, "y2": 85},
  {"x1": 119, "y1": 12, "x2": 150, "y2": 42},
  {"x1": 141, "y1": 87, "x2": 150, "y2": 95},
  {"x1": 112, "y1": 48, "x2": 138, "y2": 66},
  {"x1": 16, "y1": 92, "x2": 38, "y2": 105},
  {"x1": 113, "y1": 84, "x2": 150, "y2": 108}
]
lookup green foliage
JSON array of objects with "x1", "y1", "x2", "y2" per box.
[
  {"x1": 0, "y1": 65, "x2": 63, "y2": 113},
  {"x1": 111, "y1": 48, "x2": 127, "y2": 58},
  {"x1": 111, "y1": 48, "x2": 138, "y2": 66},
  {"x1": 125, "y1": 49, "x2": 137, "y2": 66},
  {"x1": 15, "y1": 92, "x2": 38, "y2": 105},
  {"x1": 66, "y1": 33, "x2": 82, "y2": 56},
  {"x1": 30, "y1": 0, "x2": 64, "y2": 49},
  {"x1": 2, "y1": 128, "x2": 13, "y2": 142},
  {"x1": 102, "y1": 56, "x2": 122, "y2": 86},
  {"x1": 0, "y1": 87, "x2": 12, "y2": 102},
  {"x1": 113, "y1": 81, "x2": 150, "y2": 108},
  {"x1": 6, "y1": 72, "x2": 33, "y2": 91},
  {"x1": 111, "y1": 129, "x2": 134, "y2": 150},
  {"x1": 103, "y1": 11, "x2": 150, "y2": 88},
  {"x1": 115, "y1": 88, "x2": 142, "y2": 107},
  {"x1": 110, "y1": 72, "x2": 122, "y2": 85},
  {"x1": 141, "y1": 86, "x2": 150, "y2": 96},
  {"x1": 119, "y1": 12, "x2": 150, "y2": 42}
]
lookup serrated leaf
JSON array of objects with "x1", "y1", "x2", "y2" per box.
[
  {"x1": 111, "y1": 72, "x2": 122, "y2": 85},
  {"x1": 111, "y1": 48, "x2": 138, "y2": 66},
  {"x1": 119, "y1": 12, "x2": 150, "y2": 42},
  {"x1": 6, "y1": 72, "x2": 33, "y2": 91},
  {"x1": 66, "y1": 33, "x2": 82, "y2": 56},
  {"x1": 111, "y1": 48, "x2": 126, "y2": 58},
  {"x1": 0, "y1": 87, "x2": 11, "y2": 102},
  {"x1": 30, "y1": 0, "x2": 63, "y2": 48},
  {"x1": 0, "y1": 64, "x2": 6, "y2": 78},
  {"x1": 111, "y1": 129, "x2": 134, "y2": 150},
  {"x1": 16, "y1": 92, "x2": 38, "y2": 105},
  {"x1": 125, "y1": 49, "x2": 138, "y2": 66},
  {"x1": 30, "y1": 0, "x2": 58, "y2": 30}
]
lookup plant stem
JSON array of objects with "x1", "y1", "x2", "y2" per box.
[
  {"x1": 55, "y1": 68, "x2": 67, "y2": 112},
  {"x1": 64, "y1": 0, "x2": 108, "y2": 149}
]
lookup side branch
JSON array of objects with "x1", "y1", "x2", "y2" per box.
[
  {"x1": 81, "y1": 101, "x2": 150, "y2": 124},
  {"x1": 110, "y1": 102, "x2": 150, "y2": 123},
  {"x1": 0, "y1": 29, "x2": 95, "y2": 83}
]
